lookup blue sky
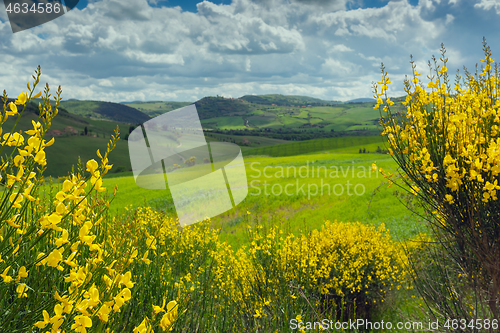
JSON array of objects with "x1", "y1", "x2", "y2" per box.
[{"x1": 1, "y1": 0, "x2": 499, "y2": 102}]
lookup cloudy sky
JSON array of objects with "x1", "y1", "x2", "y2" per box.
[{"x1": 0, "y1": 0, "x2": 499, "y2": 103}]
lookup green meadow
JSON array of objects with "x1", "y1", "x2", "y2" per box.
[{"x1": 103, "y1": 140, "x2": 426, "y2": 250}]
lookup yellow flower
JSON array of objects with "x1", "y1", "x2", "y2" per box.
[
  {"x1": 34, "y1": 150, "x2": 46, "y2": 166},
  {"x1": 113, "y1": 288, "x2": 132, "y2": 312},
  {"x1": 445, "y1": 194, "x2": 454, "y2": 204},
  {"x1": 16, "y1": 284, "x2": 28, "y2": 298},
  {"x1": 159, "y1": 301, "x2": 178, "y2": 331},
  {"x1": 15, "y1": 92, "x2": 27, "y2": 105},
  {"x1": 118, "y1": 271, "x2": 135, "y2": 288},
  {"x1": 86, "y1": 159, "x2": 99, "y2": 175},
  {"x1": 133, "y1": 318, "x2": 152, "y2": 333},
  {"x1": 50, "y1": 304, "x2": 65, "y2": 330},
  {"x1": 146, "y1": 236, "x2": 157, "y2": 250},
  {"x1": 97, "y1": 304, "x2": 112, "y2": 323},
  {"x1": 141, "y1": 250, "x2": 152, "y2": 265},
  {"x1": 8, "y1": 193, "x2": 23, "y2": 209},
  {"x1": 34, "y1": 310, "x2": 50, "y2": 328},
  {"x1": 46, "y1": 248, "x2": 63, "y2": 270},
  {"x1": 7, "y1": 102, "x2": 18, "y2": 116},
  {"x1": 3, "y1": 132, "x2": 24, "y2": 146},
  {"x1": 0, "y1": 266, "x2": 13, "y2": 283},
  {"x1": 83, "y1": 284, "x2": 100, "y2": 308},
  {"x1": 16, "y1": 266, "x2": 28, "y2": 281},
  {"x1": 71, "y1": 315, "x2": 92, "y2": 333},
  {"x1": 153, "y1": 299, "x2": 167, "y2": 314},
  {"x1": 54, "y1": 291, "x2": 75, "y2": 313}
]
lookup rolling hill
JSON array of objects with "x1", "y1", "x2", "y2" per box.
[
  {"x1": 1, "y1": 98, "x2": 133, "y2": 177},
  {"x1": 0, "y1": 93, "x2": 398, "y2": 177},
  {"x1": 124, "y1": 94, "x2": 387, "y2": 138},
  {"x1": 239, "y1": 94, "x2": 341, "y2": 106},
  {"x1": 57, "y1": 100, "x2": 150, "y2": 124},
  {"x1": 122, "y1": 101, "x2": 191, "y2": 117}
]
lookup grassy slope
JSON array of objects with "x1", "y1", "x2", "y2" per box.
[
  {"x1": 43, "y1": 136, "x2": 131, "y2": 177},
  {"x1": 244, "y1": 136, "x2": 386, "y2": 157},
  {"x1": 57, "y1": 100, "x2": 150, "y2": 124},
  {"x1": 2, "y1": 108, "x2": 133, "y2": 177}
]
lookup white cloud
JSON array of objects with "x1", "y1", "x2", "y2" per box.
[
  {"x1": 0, "y1": 0, "x2": 496, "y2": 103},
  {"x1": 330, "y1": 44, "x2": 353, "y2": 52},
  {"x1": 321, "y1": 57, "x2": 360, "y2": 75},
  {"x1": 474, "y1": 0, "x2": 500, "y2": 14}
]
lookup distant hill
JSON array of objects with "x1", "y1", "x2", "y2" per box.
[
  {"x1": 194, "y1": 96, "x2": 259, "y2": 120},
  {"x1": 124, "y1": 94, "x2": 385, "y2": 137},
  {"x1": 3, "y1": 98, "x2": 88, "y2": 123},
  {"x1": 345, "y1": 98, "x2": 375, "y2": 104},
  {"x1": 124, "y1": 101, "x2": 192, "y2": 117},
  {"x1": 0, "y1": 92, "x2": 392, "y2": 177},
  {"x1": 58, "y1": 100, "x2": 150, "y2": 124},
  {"x1": 239, "y1": 94, "x2": 341, "y2": 106}
]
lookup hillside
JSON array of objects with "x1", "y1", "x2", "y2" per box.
[
  {"x1": 194, "y1": 96, "x2": 259, "y2": 120},
  {"x1": 123, "y1": 101, "x2": 191, "y2": 117},
  {"x1": 0, "y1": 93, "x2": 398, "y2": 177},
  {"x1": 57, "y1": 100, "x2": 150, "y2": 124},
  {"x1": 1, "y1": 98, "x2": 133, "y2": 177},
  {"x1": 123, "y1": 94, "x2": 386, "y2": 140},
  {"x1": 239, "y1": 94, "x2": 342, "y2": 106}
]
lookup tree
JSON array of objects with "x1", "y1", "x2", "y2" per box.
[{"x1": 84, "y1": 126, "x2": 88, "y2": 135}]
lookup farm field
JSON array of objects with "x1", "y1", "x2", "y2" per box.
[
  {"x1": 195, "y1": 103, "x2": 381, "y2": 133},
  {"x1": 244, "y1": 135, "x2": 385, "y2": 157}
]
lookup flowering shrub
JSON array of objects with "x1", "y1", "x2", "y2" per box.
[
  {"x1": 373, "y1": 39, "x2": 500, "y2": 322},
  {"x1": 0, "y1": 68, "x2": 178, "y2": 333},
  {"x1": 106, "y1": 209, "x2": 409, "y2": 331},
  {"x1": 207, "y1": 220, "x2": 407, "y2": 330},
  {"x1": 278, "y1": 221, "x2": 406, "y2": 320}
]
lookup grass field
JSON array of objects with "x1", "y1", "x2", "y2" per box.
[
  {"x1": 204, "y1": 132, "x2": 290, "y2": 147},
  {"x1": 100, "y1": 142, "x2": 425, "y2": 250},
  {"x1": 245, "y1": 135, "x2": 386, "y2": 157}
]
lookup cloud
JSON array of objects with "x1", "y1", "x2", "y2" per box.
[
  {"x1": 290, "y1": 0, "x2": 348, "y2": 10},
  {"x1": 0, "y1": 0, "x2": 497, "y2": 103},
  {"x1": 474, "y1": 0, "x2": 500, "y2": 14},
  {"x1": 197, "y1": 1, "x2": 305, "y2": 54}
]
